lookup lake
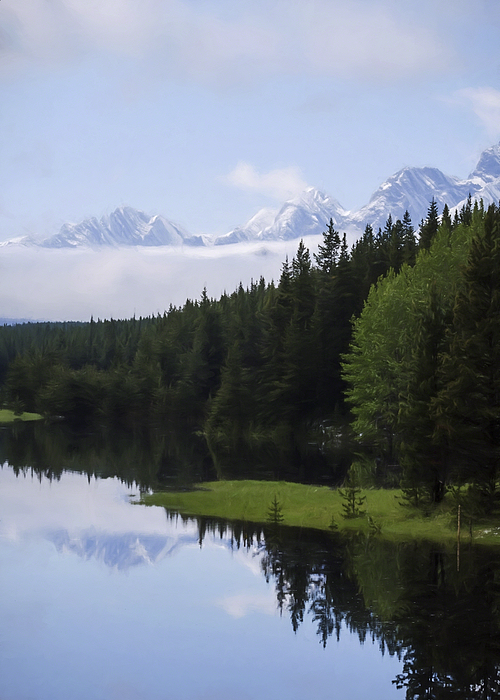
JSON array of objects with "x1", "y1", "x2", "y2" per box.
[{"x1": 1, "y1": 423, "x2": 500, "y2": 699}]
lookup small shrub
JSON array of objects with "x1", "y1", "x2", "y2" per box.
[
  {"x1": 338, "y1": 475, "x2": 366, "y2": 519},
  {"x1": 267, "y1": 495, "x2": 284, "y2": 525},
  {"x1": 328, "y1": 515, "x2": 338, "y2": 531},
  {"x1": 397, "y1": 484, "x2": 429, "y2": 508}
]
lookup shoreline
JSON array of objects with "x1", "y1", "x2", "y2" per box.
[{"x1": 142, "y1": 479, "x2": 500, "y2": 546}]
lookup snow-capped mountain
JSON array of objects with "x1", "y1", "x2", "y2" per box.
[
  {"x1": 214, "y1": 207, "x2": 278, "y2": 245},
  {"x1": 469, "y1": 142, "x2": 500, "y2": 184},
  {"x1": 260, "y1": 188, "x2": 347, "y2": 241},
  {"x1": 48, "y1": 528, "x2": 199, "y2": 570},
  {"x1": 452, "y1": 142, "x2": 500, "y2": 214},
  {"x1": 216, "y1": 142, "x2": 500, "y2": 243},
  {"x1": 214, "y1": 188, "x2": 347, "y2": 245},
  {"x1": 348, "y1": 167, "x2": 474, "y2": 231},
  {"x1": 3, "y1": 142, "x2": 500, "y2": 249},
  {"x1": 38, "y1": 206, "x2": 204, "y2": 248},
  {"x1": 353, "y1": 142, "x2": 500, "y2": 231}
]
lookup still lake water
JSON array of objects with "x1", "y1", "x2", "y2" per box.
[{"x1": 1, "y1": 423, "x2": 500, "y2": 699}]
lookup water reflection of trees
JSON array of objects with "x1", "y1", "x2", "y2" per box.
[
  {"x1": 3, "y1": 423, "x2": 500, "y2": 698},
  {"x1": 0, "y1": 421, "x2": 338, "y2": 489},
  {"x1": 183, "y1": 515, "x2": 500, "y2": 699},
  {"x1": 0, "y1": 420, "x2": 214, "y2": 490},
  {"x1": 176, "y1": 514, "x2": 404, "y2": 653}
]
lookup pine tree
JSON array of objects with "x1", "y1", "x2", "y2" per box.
[
  {"x1": 276, "y1": 240, "x2": 318, "y2": 423},
  {"x1": 459, "y1": 194, "x2": 473, "y2": 226},
  {"x1": 419, "y1": 199, "x2": 440, "y2": 251},
  {"x1": 402, "y1": 210, "x2": 417, "y2": 265},
  {"x1": 314, "y1": 219, "x2": 341, "y2": 274}
]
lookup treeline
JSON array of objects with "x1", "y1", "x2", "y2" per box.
[
  {"x1": 344, "y1": 199, "x2": 500, "y2": 511},
  {"x1": 3, "y1": 197, "x2": 499, "y2": 503},
  {"x1": 0, "y1": 212, "x2": 418, "y2": 440}
]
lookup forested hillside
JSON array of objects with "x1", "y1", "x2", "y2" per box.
[
  {"x1": 2, "y1": 198, "x2": 500, "y2": 510},
  {"x1": 344, "y1": 199, "x2": 500, "y2": 511}
]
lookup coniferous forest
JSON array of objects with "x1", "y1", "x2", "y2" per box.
[{"x1": 2, "y1": 198, "x2": 500, "y2": 512}]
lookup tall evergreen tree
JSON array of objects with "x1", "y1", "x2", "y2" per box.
[
  {"x1": 401, "y1": 210, "x2": 417, "y2": 266},
  {"x1": 419, "y1": 199, "x2": 440, "y2": 251},
  {"x1": 314, "y1": 219, "x2": 341, "y2": 274}
]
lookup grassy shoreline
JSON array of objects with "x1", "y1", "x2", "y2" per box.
[
  {"x1": 142, "y1": 479, "x2": 500, "y2": 546},
  {"x1": 0, "y1": 409, "x2": 43, "y2": 423}
]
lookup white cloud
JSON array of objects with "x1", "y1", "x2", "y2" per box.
[
  {"x1": 0, "y1": 242, "x2": 307, "y2": 321},
  {"x1": 0, "y1": 0, "x2": 453, "y2": 85},
  {"x1": 225, "y1": 162, "x2": 309, "y2": 201},
  {"x1": 216, "y1": 592, "x2": 276, "y2": 619},
  {"x1": 454, "y1": 87, "x2": 500, "y2": 141}
]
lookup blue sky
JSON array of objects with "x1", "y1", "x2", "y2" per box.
[{"x1": 1, "y1": 0, "x2": 500, "y2": 243}]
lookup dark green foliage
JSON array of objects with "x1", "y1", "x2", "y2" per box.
[
  {"x1": 314, "y1": 218, "x2": 341, "y2": 273},
  {"x1": 419, "y1": 198, "x2": 440, "y2": 251},
  {"x1": 344, "y1": 201, "x2": 500, "y2": 510},
  {"x1": 433, "y1": 203, "x2": 500, "y2": 512},
  {"x1": 4, "y1": 199, "x2": 497, "y2": 498},
  {"x1": 1, "y1": 217, "x2": 414, "y2": 451}
]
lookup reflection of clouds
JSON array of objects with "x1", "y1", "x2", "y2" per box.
[
  {"x1": 0, "y1": 465, "x2": 197, "y2": 543},
  {"x1": 216, "y1": 592, "x2": 277, "y2": 619},
  {"x1": 0, "y1": 466, "x2": 261, "y2": 573}
]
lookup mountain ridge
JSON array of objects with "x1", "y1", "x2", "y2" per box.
[{"x1": 5, "y1": 142, "x2": 500, "y2": 249}]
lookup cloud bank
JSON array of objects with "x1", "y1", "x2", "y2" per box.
[
  {"x1": 0, "y1": 240, "x2": 314, "y2": 321},
  {"x1": 1, "y1": 0, "x2": 453, "y2": 85}
]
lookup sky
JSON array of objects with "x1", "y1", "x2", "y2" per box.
[
  {"x1": 1, "y1": 0, "x2": 500, "y2": 241},
  {"x1": 1, "y1": 0, "x2": 500, "y2": 320}
]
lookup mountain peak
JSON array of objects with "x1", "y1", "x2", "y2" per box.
[
  {"x1": 5, "y1": 142, "x2": 500, "y2": 250},
  {"x1": 39, "y1": 206, "x2": 196, "y2": 248},
  {"x1": 469, "y1": 142, "x2": 500, "y2": 183}
]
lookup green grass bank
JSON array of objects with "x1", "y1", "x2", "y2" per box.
[
  {"x1": 0, "y1": 409, "x2": 43, "y2": 423},
  {"x1": 142, "y1": 479, "x2": 500, "y2": 546}
]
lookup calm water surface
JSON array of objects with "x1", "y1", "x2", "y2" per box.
[
  {"x1": 1, "y1": 424, "x2": 499, "y2": 699},
  {"x1": 0, "y1": 467, "x2": 403, "y2": 700}
]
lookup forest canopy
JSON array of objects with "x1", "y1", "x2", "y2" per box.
[{"x1": 2, "y1": 198, "x2": 500, "y2": 511}]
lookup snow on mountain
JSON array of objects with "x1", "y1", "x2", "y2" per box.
[
  {"x1": 3, "y1": 142, "x2": 500, "y2": 249},
  {"x1": 214, "y1": 207, "x2": 277, "y2": 245},
  {"x1": 469, "y1": 142, "x2": 500, "y2": 184},
  {"x1": 38, "y1": 206, "x2": 202, "y2": 248},
  {"x1": 260, "y1": 187, "x2": 347, "y2": 241},
  {"x1": 347, "y1": 167, "x2": 473, "y2": 232},
  {"x1": 447, "y1": 143, "x2": 500, "y2": 219},
  {"x1": 215, "y1": 188, "x2": 347, "y2": 245},
  {"x1": 216, "y1": 143, "x2": 500, "y2": 244},
  {"x1": 349, "y1": 142, "x2": 500, "y2": 232}
]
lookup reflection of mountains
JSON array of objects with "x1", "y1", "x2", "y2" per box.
[{"x1": 48, "y1": 528, "x2": 199, "y2": 570}]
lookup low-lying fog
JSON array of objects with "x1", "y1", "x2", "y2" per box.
[{"x1": 0, "y1": 238, "x2": 324, "y2": 322}]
